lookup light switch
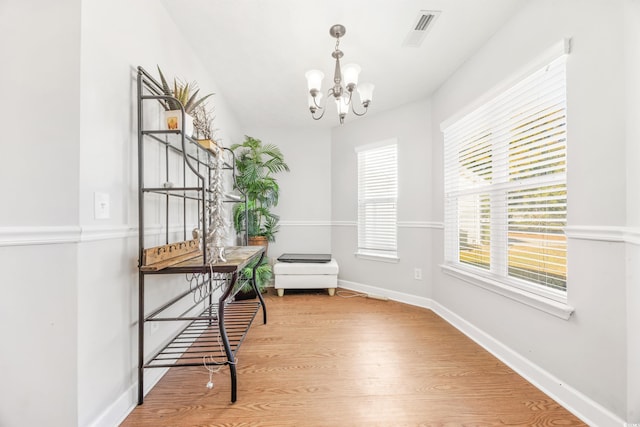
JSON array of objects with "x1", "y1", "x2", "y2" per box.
[{"x1": 94, "y1": 192, "x2": 110, "y2": 219}]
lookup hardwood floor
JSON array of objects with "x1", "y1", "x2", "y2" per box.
[{"x1": 121, "y1": 289, "x2": 587, "y2": 426}]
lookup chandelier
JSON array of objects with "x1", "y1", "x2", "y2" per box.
[{"x1": 305, "y1": 24, "x2": 374, "y2": 124}]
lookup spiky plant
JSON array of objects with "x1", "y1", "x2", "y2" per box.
[{"x1": 157, "y1": 66, "x2": 214, "y2": 114}]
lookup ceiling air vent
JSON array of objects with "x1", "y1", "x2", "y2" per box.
[{"x1": 402, "y1": 10, "x2": 441, "y2": 47}]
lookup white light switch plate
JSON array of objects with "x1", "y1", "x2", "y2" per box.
[{"x1": 94, "y1": 192, "x2": 110, "y2": 219}]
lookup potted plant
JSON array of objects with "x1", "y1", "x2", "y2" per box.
[
  {"x1": 157, "y1": 66, "x2": 214, "y2": 136},
  {"x1": 231, "y1": 135, "x2": 290, "y2": 253}
]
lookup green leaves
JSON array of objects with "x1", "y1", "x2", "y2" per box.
[
  {"x1": 232, "y1": 135, "x2": 289, "y2": 242},
  {"x1": 235, "y1": 257, "x2": 273, "y2": 293},
  {"x1": 157, "y1": 66, "x2": 181, "y2": 111}
]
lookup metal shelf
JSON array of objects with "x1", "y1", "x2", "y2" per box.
[
  {"x1": 144, "y1": 300, "x2": 261, "y2": 368},
  {"x1": 136, "y1": 65, "x2": 259, "y2": 405}
]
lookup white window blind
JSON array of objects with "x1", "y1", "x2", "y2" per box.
[
  {"x1": 356, "y1": 141, "x2": 398, "y2": 259},
  {"x1": 443, "y1": 55, "x2": 567, "y2": 296}
]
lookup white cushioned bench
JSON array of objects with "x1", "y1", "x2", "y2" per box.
[{"x1": 273, "y1": 258, "x2": 339, "y2": 297}]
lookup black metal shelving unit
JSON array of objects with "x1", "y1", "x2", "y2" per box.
[{"x1": 136, "y1": 66, "x2": 265, "y2": 405}]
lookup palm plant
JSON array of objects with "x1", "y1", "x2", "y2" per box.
[
  {"x1": 231, "y1": 135, "x2": 289, "y2": 242},
  {"x1": 234, "y1": 257, "x2": 273, "y2": 296}
]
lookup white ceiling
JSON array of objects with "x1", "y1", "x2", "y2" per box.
[{"x1": 161, "y1": 0, "x2": 526, "y2": 129}]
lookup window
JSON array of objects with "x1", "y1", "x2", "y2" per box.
[
  {"x1": 356, "y1": 140, "x2": 398, "y2": 260},
  {"x1": 443, "y1": 56, "x2": 567, "y2": 300}
]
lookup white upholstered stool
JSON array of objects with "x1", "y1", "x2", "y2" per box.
[{"x1": 273, "y1": 259, "x2": 339, "y2": 297}]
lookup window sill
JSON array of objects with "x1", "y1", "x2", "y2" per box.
[
  {"x1": 355, "y1": 252, "x2": 399, "y2": 263},
  {"x1": 440, "y1": 264, "x2": 574, "y2": 320}
]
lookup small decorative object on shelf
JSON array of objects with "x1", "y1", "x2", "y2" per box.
[{"x1": 192, "y1": 103, "x2": 220, "y2": 153}]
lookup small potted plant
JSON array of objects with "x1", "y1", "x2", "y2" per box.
[
  {"x1": 157, "y1": 66, "x2": 213, "y2": 136},
  {"x1": 231, "y1": 135, "x2": 290, "y2": 253}
]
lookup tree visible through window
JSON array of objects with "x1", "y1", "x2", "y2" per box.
[{"x1": 444, "y1": 56, "x2": 567, "y2": 294}]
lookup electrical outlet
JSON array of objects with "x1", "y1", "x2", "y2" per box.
[{"x1": 414, "y1": 268, "x2": 422, "y2": 280}]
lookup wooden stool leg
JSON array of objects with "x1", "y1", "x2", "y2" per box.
[{"x1": 277, "y1": 288, "x2": 284, "y2": 297}]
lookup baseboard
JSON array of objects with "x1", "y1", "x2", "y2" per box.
[
  {"x1": 87, "y1": 368, "x2": 168, "y2": 427},
  {"x1": 338, "y1": 279, "x2": 432, "y2": 309},
  {"x1": 338, "y1": 279, "x2": 626, "y2": 427}
]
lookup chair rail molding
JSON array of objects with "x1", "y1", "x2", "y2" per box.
[
  {"x1": 0, "y1": 224, "x2": 171, "y2": 246},
  {"x1": 564, "y1": 225, "x2": 640, "y2": 245},
  {"x1": 331, "y1": 220, "x2": 443, "y2": 229},
  {"x1": 0, "y1": 225, "x2": 81, "y2": 247},
  {"x1": 397, "y1": 221, "x2": 444, "y2": 229},
  {"x1": 279, "y1": 220, "x2": 332, "y2": 227}
]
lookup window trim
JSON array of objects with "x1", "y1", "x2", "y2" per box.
[{"x1": 441, "y1": 263, "x2": 574, "y2": 320}]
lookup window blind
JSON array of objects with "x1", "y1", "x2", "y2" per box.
[
  {"x1": 444, "y1": 55, "x2": 567, "y2": 294},
  {"x1": 357, "y1": 142, "x2": 398, "y2": 258}
]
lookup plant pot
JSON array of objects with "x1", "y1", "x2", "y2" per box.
[
  {"x1": 248, "y1": 235, "x2": 269, "y2": 255},
  {"x1": 234, "y1": 288, "x2": 257, "y2": 300},
  {"x1": 163, "y1": 110, "x2": 194, "y2": 136}
]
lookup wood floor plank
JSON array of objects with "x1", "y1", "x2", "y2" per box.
[{"x1": 121, "y1": 289, "x2": 587, "y2": 426}]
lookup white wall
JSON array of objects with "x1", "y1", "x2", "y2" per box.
[
  {"x1": 241, "y1": 127, "x2": 332, "y2": 259},
  {"x1": 430, "y1": 0, "x2": 634, "y2": 423},
  {"x1": 624, "y1": 0, "x2": 640, "y2": 421},
  {"x1": 0, "y1": 1, "x2": 81, "y2": 426},
  {"x1": 76, "y1": 1, "x2": 245, "y2": 425},
  {"x1": 0, "y1": 0, "x2": 81, "y2": 227},
  {"x1": 0, "y1": 1, "x2": 256, "y2": 426},
  {"x1": 331, "y1": 100, "x2": 434, "y2": 299}
]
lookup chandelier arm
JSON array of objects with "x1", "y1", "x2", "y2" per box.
[
  {"x1": 312, "y1": 95, "x2": 324, "y2": 110},
  {"x1": 351, "y1": 100, "x2": 369, "y2": 117},
  {"x1": 345, "y1": 90, "x2": 354, "y2": 105},
  {"x1": 311, "y1": 108, "x2": 326, "y2": 120},
  {"x1": 311, "y1": 90, "x2": 331, "y2": 120}
]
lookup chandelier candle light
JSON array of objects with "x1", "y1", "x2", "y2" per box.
[{"x1": 305, "y1": 24, "x2": 374, "y2": 124}]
